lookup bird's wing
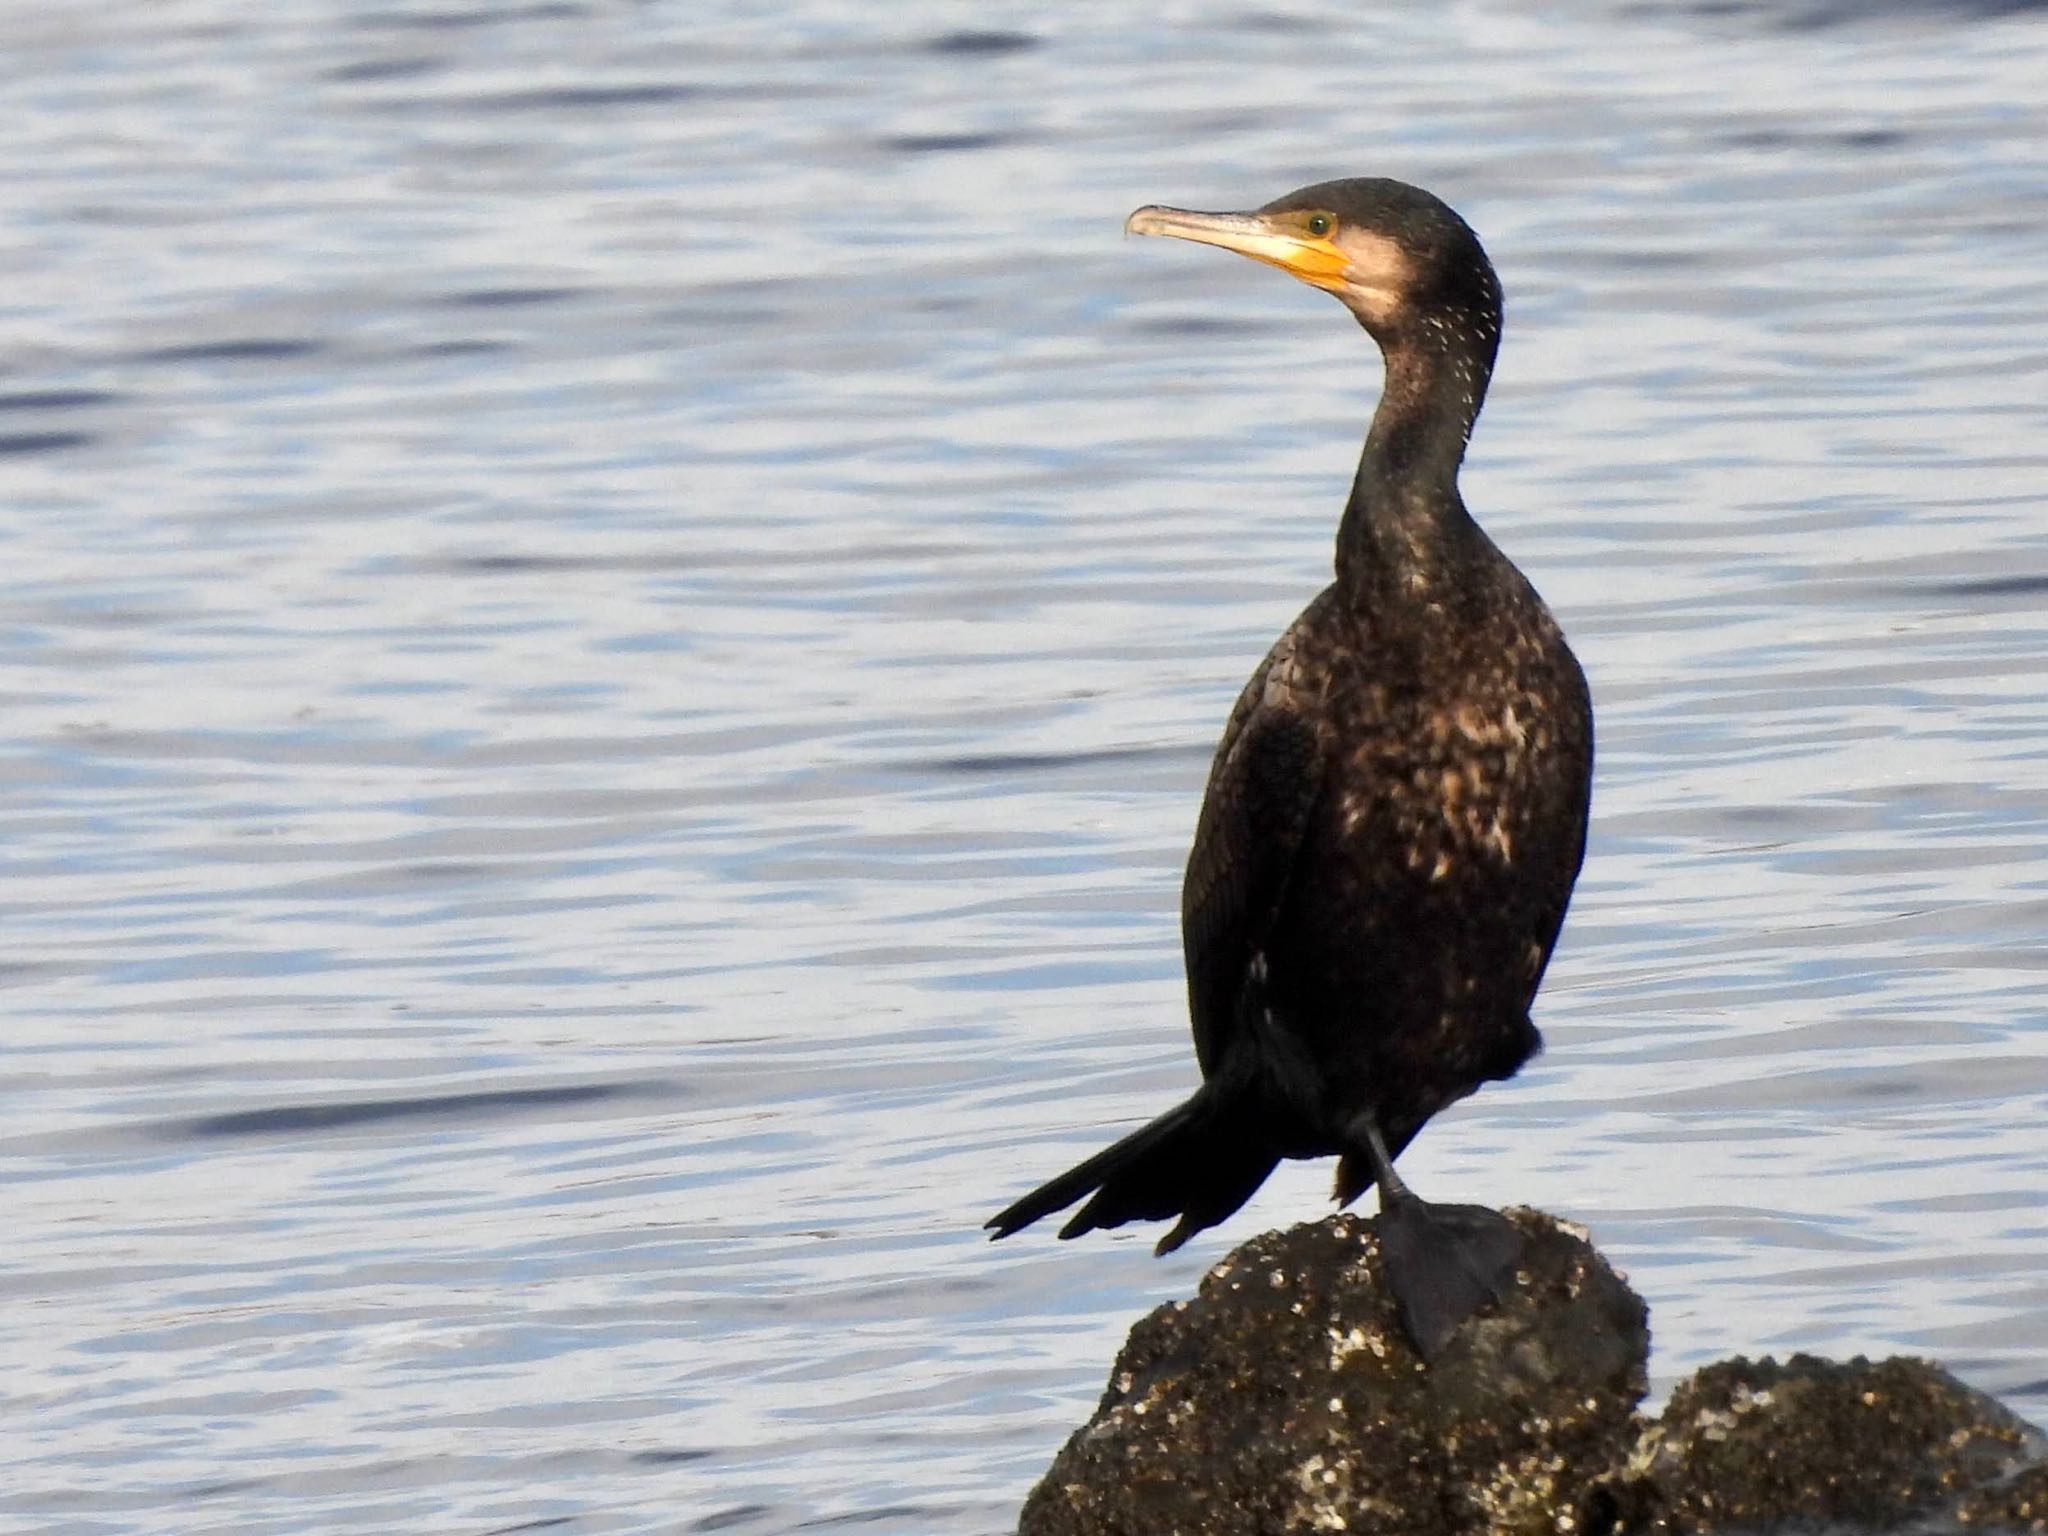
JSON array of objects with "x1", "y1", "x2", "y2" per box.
[{"x1": 1181, "y1": 630, "x2": 1326, "y2": 1078}]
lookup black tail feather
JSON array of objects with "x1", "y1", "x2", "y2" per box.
[{"x1": 986, "y1": 1088, "x2": 1277, "y2": 1253}]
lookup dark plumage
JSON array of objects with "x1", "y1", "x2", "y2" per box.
[{"x1": 987, "y1": 179, "x2": 1593, "y2": 1359}]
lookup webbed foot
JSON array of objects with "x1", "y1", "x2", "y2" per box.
[{"x1": 1375, "y1": 1196, "x2": 1524, "y2": 1363}]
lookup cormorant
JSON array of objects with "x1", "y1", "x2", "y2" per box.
[{"x1": 986, "y1": 179, "x2": 1594, "y2": 1362}]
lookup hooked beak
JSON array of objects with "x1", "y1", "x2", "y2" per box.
[{"x1": 1125, "y1": 205, "x2": 1351, "y2": 292}]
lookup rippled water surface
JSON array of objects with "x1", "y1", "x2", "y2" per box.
[{"x1": 5, "y1": 2, "x2": 2047, "y2": 1532}]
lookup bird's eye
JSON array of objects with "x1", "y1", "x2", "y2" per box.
[{"x1": 1306, "y1": 213, "x2": 1334, "y2": 237}]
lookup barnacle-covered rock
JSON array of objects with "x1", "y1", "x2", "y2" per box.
[{"x1": 1019, "y1": 1207, "x2": 1647, "y2": 1536}]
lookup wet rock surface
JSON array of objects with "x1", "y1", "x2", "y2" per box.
[
  {"x1": 1019, "y1": 1208, "x2": 1649, "y2": 1536},
  {"x1": 1954, "y1": 1463, "x2": 2048, "y2": 1532},
  {"x1": 1583, "y1": 1354, "x2": 2045, "y2": 1534},
  {"x1": 1018, "y1": 1210, "x2": 2046, "y2": 1536}
]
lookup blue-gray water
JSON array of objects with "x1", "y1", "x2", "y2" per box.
[{"x1": 3, "y1": 3, "x2": 2046, "y2": 1532}]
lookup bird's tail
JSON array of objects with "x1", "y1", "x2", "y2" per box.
[{"x1": 985, "y1": 1087, "x2": 1278, "y2": 1255}]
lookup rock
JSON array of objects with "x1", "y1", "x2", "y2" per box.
[
  {"x1": 1582, "y1": 1355, "x2": 2048, "y2": 1534},
  {"x1": 1017, "y1": 1210, "x2": 2048, "y2": 1535},
  {"x1": 1018, "y1": 1207, "x2": 1649, "y2": 1536},
  {"x1": 1955, "y1": 1463, "x2": 2048, "y2": 1531}
]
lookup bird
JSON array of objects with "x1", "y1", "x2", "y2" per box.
[{"x1": 986, "y1": 179, "x2": 1593, "y2": 1362}]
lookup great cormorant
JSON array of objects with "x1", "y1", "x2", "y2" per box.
[{"x1": 987, "y1": 179, "x2": 1593, "y2": 1362}]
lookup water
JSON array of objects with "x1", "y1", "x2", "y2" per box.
[{"x1": 3, "y1": 2, "x2": 2045, "y2": 1531}]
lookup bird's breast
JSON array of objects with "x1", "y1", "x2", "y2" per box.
[{"x1": 1318, "y1": 638, "x2": 1579, "y2": 892}]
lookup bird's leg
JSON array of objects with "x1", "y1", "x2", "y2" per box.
[{"x1": 1350, "y1": 1116, "x2": 1523, "y2": 1364}]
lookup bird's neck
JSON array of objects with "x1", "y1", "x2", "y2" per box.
[{"x1": 1334, "y1": 322, "x2": 1495, "y2": 602}]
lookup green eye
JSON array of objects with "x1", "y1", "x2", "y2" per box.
[{"x1": 1306, "y1": 213, "x2": 1333, "y2": 237}]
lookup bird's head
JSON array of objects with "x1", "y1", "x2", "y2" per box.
[{"x1": 1126, "y1": 177, "x2": 1500, "y2": 348}]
